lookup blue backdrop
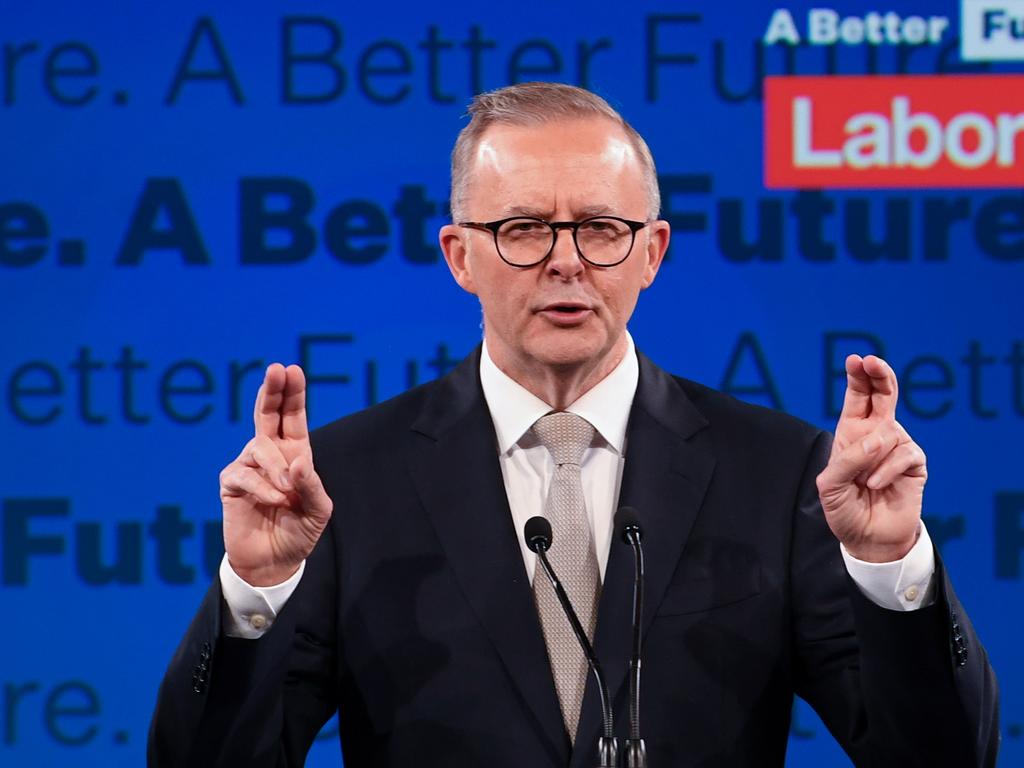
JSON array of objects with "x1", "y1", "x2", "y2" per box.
[{"x1": 2, "y1": 1, "x2": 1021, "y2": 765}]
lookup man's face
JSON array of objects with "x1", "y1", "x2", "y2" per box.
[{"x1": 440, "y1": 118, "x2": 670, "y2": 383}]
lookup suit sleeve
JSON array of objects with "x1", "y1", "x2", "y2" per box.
[
  {"x1": 790, "y1": 430, "x2": 1000, "y2": 767},
  {"x1": 147, "y1": 519, "x2": 340, "y2": 767}
]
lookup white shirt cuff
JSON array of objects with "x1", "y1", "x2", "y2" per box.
[
  {"x1": 219, "y1": 555, "x2": 306, "y2": 639},
  {"x1": 840, "y1": 522, "x2": 936, "y2": 612}
]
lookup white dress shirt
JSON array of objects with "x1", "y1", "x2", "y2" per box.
[
  {"x1": 480, "y1": 337, "x2": 636, "y2": 584},
  {"x1": 220, "y1": 334, "x2": 936, "y2": 638}
]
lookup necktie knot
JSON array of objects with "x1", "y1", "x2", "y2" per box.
[{"x1": 531, "y1": 412, "x2": 595, "y2": 467}]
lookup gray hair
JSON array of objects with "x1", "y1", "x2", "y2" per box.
[{"x1": 449, "y1": 82, "x2": 661, "y2": 221}]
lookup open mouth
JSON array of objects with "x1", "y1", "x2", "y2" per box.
[{"x1": 538, "y1": 303, "x2": 592, "y2": 324}]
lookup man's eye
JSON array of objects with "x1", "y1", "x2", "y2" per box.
[
  {"x1": 581, "y1": 220, "x2": 624, "y2": 236},
  {"x1": 505, "y1": 221, "x2": 545, "y2": 235}
]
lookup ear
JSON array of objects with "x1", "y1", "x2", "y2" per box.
[
  {"x1": 439, "y1": 224, "x2": 478, "y2": 295},
  {"x1": 639, "y1": 219, "x2": 670, "y2": 289}
]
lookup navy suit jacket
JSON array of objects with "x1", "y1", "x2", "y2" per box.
[{"x1": 149, "y1": 348, "x2": 999, "y2": 767}]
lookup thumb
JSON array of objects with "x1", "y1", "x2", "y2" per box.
[{"x1": 289, "y1": 455, "x2": 333, "y2": 520}]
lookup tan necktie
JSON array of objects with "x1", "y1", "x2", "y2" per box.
[{"x1": 530, "y1": 412, "x2": 601, "y2": 740}]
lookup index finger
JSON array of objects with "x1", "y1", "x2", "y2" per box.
[
  {"x1": 838, "y1": 354, "x2": 898, "y2": 421},
  {"x1": 254, "y1": 363, "x2": 288, "y2": 437}
]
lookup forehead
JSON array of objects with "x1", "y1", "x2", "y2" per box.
[{"x1": 464, "y1": 118, "x2": 647, "y2": 217}]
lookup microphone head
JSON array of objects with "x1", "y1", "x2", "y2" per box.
[
  {"x1": 615, "y1": 506, "x2": 642, "y2": 543},
  {"x1": 524, "y1": 516, "x2": 553, "y2": 553}
]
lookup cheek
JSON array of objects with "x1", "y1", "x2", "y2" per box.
[
  {"x1": 596, "y1": 272, "x2": 640, "y2": 313},
  {"x1": 463, "y1": 244, "x2": 504, "y2": 297},
  {"x1": 474, "y1": 271, "x2": 528, "y2": 321}
]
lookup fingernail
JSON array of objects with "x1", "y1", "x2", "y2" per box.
[
  {"x1": 866, "y1": 474, "x2": 881, "y2": 489},
  {"x1": 862, "y1": 436, "x2": 877, "y2": 454},
  {"x1": 279, "y1": 473, "x2": 292, "y2": 490}
]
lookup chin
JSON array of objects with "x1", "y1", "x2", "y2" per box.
[{"x1": 527, "y1": 332, "x2": 608, "y2": 369}]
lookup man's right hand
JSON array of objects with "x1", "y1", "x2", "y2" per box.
[{"x1": 219, "y1": 364, "x2": 333, "y2": 587}]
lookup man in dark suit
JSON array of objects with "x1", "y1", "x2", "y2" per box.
[{"x1": 149, "y1": 82, "x2": 999, "y2": 766}]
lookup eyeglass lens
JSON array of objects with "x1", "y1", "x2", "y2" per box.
[{"x1": 496, "y1": 218, "x2": 634, "y2": 266}]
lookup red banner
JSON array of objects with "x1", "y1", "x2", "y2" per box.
[{"x1": 764, "y1": 75, "x2": 1024, "y2": 188}]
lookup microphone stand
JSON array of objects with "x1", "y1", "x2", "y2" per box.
[
  {"x1": 527, "y1": 518, "x2": 618, "y2": 768},
  {"x1": 619, "y1": 511, "x2": 647, "y2": 768}
]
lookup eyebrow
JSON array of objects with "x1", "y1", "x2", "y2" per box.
[{"x1": 502, "y1": 203, "x2": 617, "y2": 219}]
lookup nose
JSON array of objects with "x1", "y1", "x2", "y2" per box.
[{"x1": 545, "y1": 226, "x2": 585, "y2": 278}]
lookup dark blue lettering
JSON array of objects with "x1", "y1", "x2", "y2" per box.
[
  {"x1": 324, "y1": 201, "x2": 389, "y2": 265},
  {"x1": 281, "y1": 16, "x2": 345, "y2": 104},
  {"x1": 720, "y1": 332, "x2": 783, "y2": 409},
  {"x1": 357, "y1": 41, "x2": 411, "y2": 105},
  {"x1": 165, "y1": 17, "x2": 244, "y2": 105},
  {"x1": 8, "y1": 362, "x2": 62, "y2": 424},
  {"x1": 995, "y1": 492, "x2": 1024, "y2": 579},
  {"x1": 239, "y1": 177, "x2": 316, "y2": 264},
  {"x1": 45, "y1": 682, "x2": 99, "y2": 746},
  {"x1": 159, "y1": 361, "x2": 214, "y2": 424},
  {"x1": 116, "y1": 179, "x2": 210, "y2": 265},
  {"x1": 2, "y1": 499, "x2": 68, "y2": 585},
  {"x1": 44, "y1": 42, "x2": 98, "y2": 106},
  {"x1": 75, "y1": 522, "x2": 143, "y2": 585},
  {"x1": 149, "y1": 505, "x2": 195, "y2": 584},
  {"x1": 299, "y1": 335, "x2": 353, "y2": 420},
  {"x1": 658, "y1": 173, "x2": 711, "y2": 261},
  {"x1": 902, "y1": 356, "x2": 954, "y2": 419},
  {"x1": 0, "y1": 203, "x2": 48, "y2": 267},
  {"x1": 645, "y1": 14, "x2": 700, "y2": 102}
]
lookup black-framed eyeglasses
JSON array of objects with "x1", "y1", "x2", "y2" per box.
[{"x1": 458, "y1": 216, "x2": 649, "y2": 268}]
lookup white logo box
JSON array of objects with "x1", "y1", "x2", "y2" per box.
[{"x1": 962, "y1": 0, "x2": 1024, "y2": 60}]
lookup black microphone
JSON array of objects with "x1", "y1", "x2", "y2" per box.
[
  {"x1": 524, "y1": 516, "x2": 617, "y2": 768},
  {"x1": 616, "y1": 507, "x2": 647, "y2": 768}
]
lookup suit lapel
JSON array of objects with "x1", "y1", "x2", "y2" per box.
[
  {"x1": 572, "y1": 353, "x2": 716, "y2": 765},
  {"x1": 407, "y1": 348, "x2": 570, "y2": 765}
]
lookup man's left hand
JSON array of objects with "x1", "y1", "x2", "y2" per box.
[{"x1": 816, "y1": 354, "x2": 927, "y2": 563}]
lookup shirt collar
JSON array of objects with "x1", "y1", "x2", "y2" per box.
[{"x1": 479, "y1": 333, "x2": 639, "y2": 456}]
